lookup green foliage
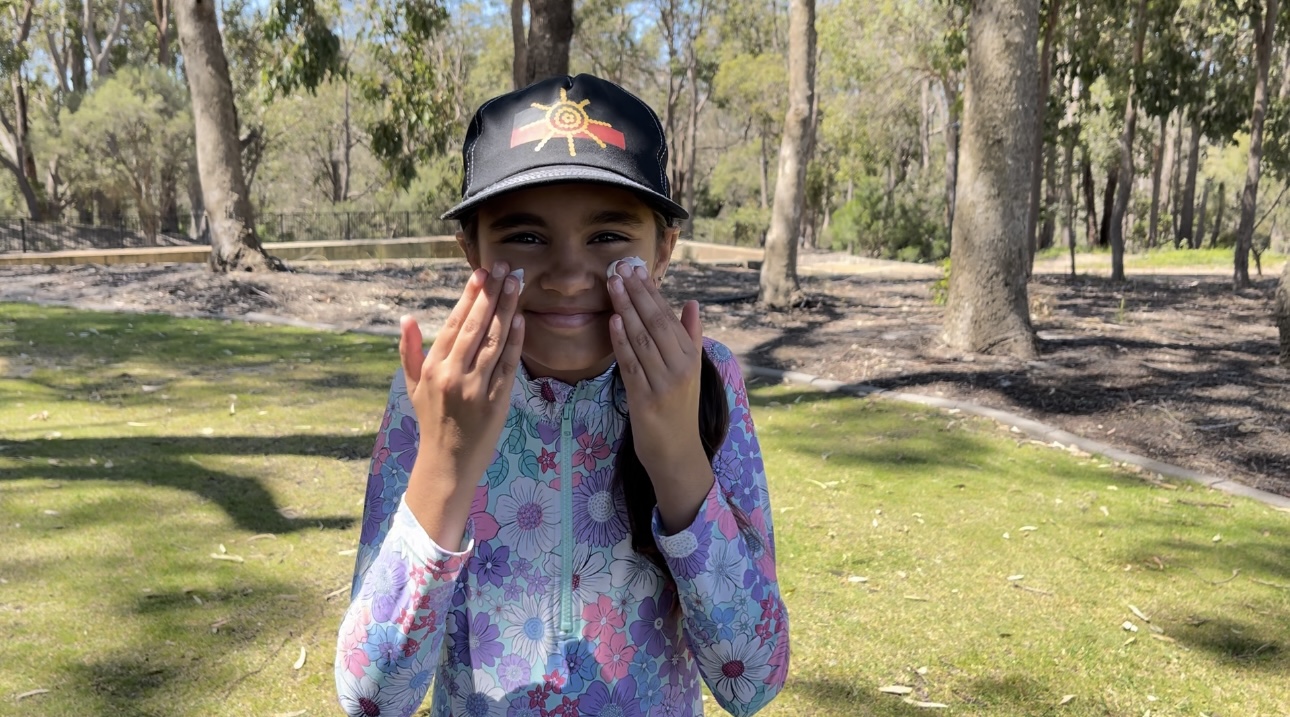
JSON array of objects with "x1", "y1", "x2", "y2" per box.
[
  {"x1": 825, "y1": 176, "x2": 947, "y2": 262},
  {"x1": 356, "y1": 0, "x2": 459, "y2": 189},
  {"x1": 692, "y1": 204, "x2": 771, "y2": 247},
  {"x1": 49, "y1": 67, "x2": 192, "y2": 223},
  {"x1": 930, "y1": 258, "x2": 950, "y2": 305},
  {"x1": 261, "y1": 0, "x2": 345, "y2": 98}
]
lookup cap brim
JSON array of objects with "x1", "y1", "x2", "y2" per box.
[{"x1": 441, "y1": 165, "x2": 689, "y2": 222}]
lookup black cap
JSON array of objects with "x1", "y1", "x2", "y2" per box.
[{"x1": 442, "y1": 74, "x2": 688, "y2": 222}]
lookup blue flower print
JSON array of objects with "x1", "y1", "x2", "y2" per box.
[
  {"x1": 389, "y1": 415, "x2": 419, "y2": 473},
  {"x1": 579, "y1": 675, "x2": 641, "y2": 717}
]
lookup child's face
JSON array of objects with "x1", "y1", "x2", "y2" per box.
[{"x1": 461, "y1": 183, "x2": 678, "y2": 384}]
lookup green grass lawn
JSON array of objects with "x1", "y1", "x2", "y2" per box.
[
  {"x1": 1034, "y1": 244, "x2": 1287, "y2": 270},
  {"x1": 2, "y1": 303, "x2": 1287, "y2": 716}
]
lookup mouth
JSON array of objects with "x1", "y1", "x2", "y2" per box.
[{"x1": 525, "y1": 309, "x2": 610, "y2": 330}]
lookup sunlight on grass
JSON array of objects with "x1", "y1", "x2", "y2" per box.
[{"x1": 1, "y1": 303, "x2": 1287, "y2": 716}]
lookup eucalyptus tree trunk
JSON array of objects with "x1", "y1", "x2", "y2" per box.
[
  {"x1": 1148, "y1": 113, "x2": 1168, "y2": 248},
  {"x1": 759, "y1": 0, "x2": 816, "y2": 309},
  {"x1": 524, "y1": 0, "x2": 573, "y2": 83},
  {"x1": 1178, "y1": 114, "x2": 1203, "y2": 248},
  {"x1": 1234, "y1": 0, "x2": 1278, "y2": 289},
  {"x1": 1210, "y1": 182, "x2": 1225, "y2": 247},
  {"x1": 941, "y1": 0, "x2": 1039, "y2": 358},
  {"x1": 175, "y1": 0, "x2": 281, "y2": 272},
  {"x1": 511, "y1": 0, "x2": 528, "y2": 89},
  {"x1": 1025, "y1": 0, "x2": 1063, "y2": 271},
  {"x1": 1195, "y1": 178, "x2": 1211, "y2": 247},
  {"x1": 1081, "y1": 153, "x2": 1098, "y2": 248},
  {"x1": 1277, "y1": 256, "x2": 1290, "y2": 364},
  {"x1": 940, "y1": 76, "x2": 961, "y2": 240},
  {"x1": 1108, "y1": 0, "x2": 1148, "y2": 281},
  {"x1": 1062, "y1": 139, "x2": 1076, "y2": 276}
]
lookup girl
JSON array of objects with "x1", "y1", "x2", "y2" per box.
[{"x1": 336, "y1": 74, "x2": 789, "y2": 717}]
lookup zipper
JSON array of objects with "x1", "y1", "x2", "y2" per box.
[{"x1": 559, "y1": 397, "x2": 575, "y2": 637}]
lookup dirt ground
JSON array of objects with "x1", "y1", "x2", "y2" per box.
[{"x1": 2, "y1": 252, "x2": 1286, "y2": 497}]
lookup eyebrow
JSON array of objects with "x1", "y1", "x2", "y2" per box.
[
  {"x1": 584, "y1": 209, "x2": 646, "y2": 228},
  {"x1": 487, "y1": 212, "x2": 548, "y2": 231}
]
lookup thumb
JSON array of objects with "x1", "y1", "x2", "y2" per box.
[
  {"x1": 399, "y1": 315, "x2": 424, "y2": 386},
  {"x1": 681, "y1": 300, "x2": 703, "y2": 350}
]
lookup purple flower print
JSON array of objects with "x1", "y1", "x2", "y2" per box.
[
  {"x1": 572, "y1": 467, "x2": 627, "y2": 547},
  {"x1": 468, "y1": 542, "x2": 512, "y2": 589},
  {"x1": 578, "y1": 675, "x2": 640, "y2": 717},
  {"x1": 659, "y1": 521, "x2": 712, "y2": 580},
  {"x1": 548, "y1": 640, "x2": 597, "y2": 694},
  {"x1": 468, "y1": 611, "x2": 503, "y2": 670},
  {"x1": 497, "y1": 654, "x2": 532, "y2": 692},
  {"x1": 389, "y1": 415, "x2": 419, "y2": 473},
  {"x1": 629, "y1": 589, "x2": 675, "y2": 657},
  {"x1": 359, "y1": 552, "x2": 408, "y2": 622}
]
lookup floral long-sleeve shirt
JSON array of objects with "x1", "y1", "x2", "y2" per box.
[{"x1": 336, "y1": 338, "x2": 789, "y2": 717}]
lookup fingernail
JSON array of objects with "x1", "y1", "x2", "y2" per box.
[
  {"x1": 609, "y1": 275, "x2": 623, "y2": 293},
  {"x1": 634, "y1": 265, "x2": 648, "y2": 280},
  {"x1": 492, "y1": 262, "x2": 506, "y2": 279},
  {"x1": 503, "y1": 276, "x2": 517, "y2": 294}
]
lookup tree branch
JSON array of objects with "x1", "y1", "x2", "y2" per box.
[{"x1": 45, "y1": 31, "x2": 72, "y2": 94}]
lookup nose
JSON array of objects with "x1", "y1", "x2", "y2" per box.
[{"x1": 536, "y1": 244, "x2": 600, "y2": 297}]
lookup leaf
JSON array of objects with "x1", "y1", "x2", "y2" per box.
[
  {"x1": 520, "y1": 450, "x2": 539, "y2": 479},
  {"x1": 485, "y1": 461, "x2": 508, "y2": 488},
  {"x1": 847, "y1": 576, "x2": 869, "y2": 583},
  {"x1": 902, "y1": 697, "x2": 949, "y2": 708},
  {"x1": 336, "y1": 549, "x2": 356, "y2": 556},
  {"x1": 1058, "y1": 694, "x2": 1076, "y2": 706},
  {"x1": 505, "y1": 425, "x2": 524, "y2": 454},
  {"x1": 293, "y1": 646, "x2": 307, "y2": 670},
  {"x1": 1121, "y1": 621, "x2": 1138, "y2": 632},
  {"x1": 1128, "y1": 604, "x2": 1150, "y2": 622},
  {"x1": 1007, "y1": 574, "x2": 1025, "y2": 581},
  {"x1": 879, "y1": 685, "x2": 913, "y2": 695},
  {"x1": 210, "y1": 553, "x2": 244, "y2": 563},
  {"x1": 1019, "y1": 526, "x2": 1038, "y2": 532},
  {"x1": 273, "y1": 710, "x2": 308, "y2": 717},
  {"x1": 15, "y1": 689, "x2": 49, "y2": 700}
]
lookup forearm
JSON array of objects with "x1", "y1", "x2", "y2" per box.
[
  {"x1": 648, "y1": 443, "x2": 716, "y2": 535},
  {"x1": 403, "y1": 454, "x2": 478, "y2": 552}
]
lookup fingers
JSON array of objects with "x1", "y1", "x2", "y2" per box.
[
  {"x1": 488, "y1": 313, "x2": 525, "y2": 402},
  {"x1": 448, "y1": 262, "x2": 508, "y2": 368},
  {"x1": 609, "y1": 312, "x2": 651, "y2": 393},
  {"x1": 680, "y1": 300, "x2": 703, "y2": 351},
  {"x1": 609, "y1": 263, "x2": 690, "y2": 367},
  {"x1": 429, "y1": 268, "x2": 487, "y2": 364},
  {"x1": 472, "y1": 270, "x2": 522, "y2": 373},
  {"x1": 399, "y1": 315, "x2": 424, "y2": 387},
  {"x1": 608, "y1": 270, "x2": 668, "y2": 383}
]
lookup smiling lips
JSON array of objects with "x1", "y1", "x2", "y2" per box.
[{"x1": 525, "y1": 307, "x2": 609, "y2": 329}]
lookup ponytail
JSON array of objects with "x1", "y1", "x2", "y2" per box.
[{"x1": 612, "y1": 350, "x2": 729, "y2": 583}]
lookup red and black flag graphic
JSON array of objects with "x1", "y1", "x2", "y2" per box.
[{"x1": 510, "y1": 88, "x2": 626, "y2": 157}]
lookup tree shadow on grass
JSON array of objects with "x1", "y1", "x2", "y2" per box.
[{"x1": 0, "y1": 434, "x2": 368, "y2": 533}]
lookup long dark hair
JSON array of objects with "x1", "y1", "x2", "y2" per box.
[{"x1": 612, "y1": 354, "x2": 729, "y2": 583}]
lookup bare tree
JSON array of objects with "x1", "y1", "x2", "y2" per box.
[
  {"x1": 941, "y1": 0, "x2": 1039, "y2": 358},
  {"x1": 511, "y1": 0, "x2": 528, "y2": 89},
  {"x1": 1107, "y1": 0, "x2": 1148, "y2": 282},
  {"x1": 1233, "y1": 0, "x2": 1278, "y2": 288},
  {"x1": 175, "y1": 0, "x2": 282, "y2": 272},
  {"x1": 758, "y1": 0, "x2": 815, "y2": 309},
  {"x1": 1277, "y1": 249, "x2": 1290, "y2": 364}
]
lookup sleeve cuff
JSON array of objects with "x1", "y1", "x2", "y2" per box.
[
  {"x1": 651, "y1": 479, "x2": 722, "y2": 543},
  {"x1": 388, "y1": 496, "x2": 475, "y2": 562}
]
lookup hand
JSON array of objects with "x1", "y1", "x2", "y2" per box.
[
  {"x1": 606, "y1": 262, "x2": 710, "y2": 489},
  {"x1": 398, "y1": 263, "x2": 524, "y2": 541}
]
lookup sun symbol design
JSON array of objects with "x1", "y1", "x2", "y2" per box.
[{"x1": 520, "y1": 88, "x2": 616, "y2": 157}]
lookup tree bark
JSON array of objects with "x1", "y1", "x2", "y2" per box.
[
  {"x1": 1107, "y1": 0, "x2": 1147, "y2": 282},
  {"x1": 1039, "y1": 139, "x2": 1058, "y2": 250},
  {"x1": 1025, "y1": 0, "x2": 1063, "y2": 272},
  {"x1": 153, "y1": 0, "x2": 172, "y2": 67},
  {"x1": 1210, "y1": 181, "x2": 1225, "y2": 247},
  {"x1": 1178, "y1": 111, "x2": 1204, "y2": 248},
  {"x1": 524, "y1": 0, "x2": 573, "y2": 84},
  {"x1": 941, "y1": 0, "x2": 1039, "y2": 358},
  {"x1": 1168, "y1": 109, "x2": 1183, "y2": 238},
  {"x1": 1277, "y1": 250, "x2": 1290, "y2": 364},
  {"x1": 1195, "y1": 178, "x2": 1211, "y2": 247},
  {"x1": 940, "y1": 75, "x2": 960, "y2": 242},
  {"x1": 1148, "y1": 112, "x2": 1167, "y2": 248},
  {"x1": 920, "y1": 77, "x2": 931, "y2": 171},
  {"x1": 1233, "y1": 0, "x2": 1278, "y2": 289},
  {"x1": 1062, "y1": 138, "x2": 1077, "y2": 276},
  {"x1": 511, "y1": 0, "x2": 528, "y2": 89},
  {"x1": 758, "y1": 0, "x2": 816, "y2": 309},
  {"x1": 1098, "y1": 165, "x2": 1117, "y2": 248},
  {"x1": 1081, "y1": 151, "x2": 1098, "y2": 249},
  {"x1": 174, "y1": 0, "x2": 281, "y2": 272}
]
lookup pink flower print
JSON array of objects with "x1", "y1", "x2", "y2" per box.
[
  {"x1": 594, "y1": 630, "x2": 636, "y2": 682},
  {"x1": 573, "y1": 431, "x2": 610, "y2": 471},
  {"x1": 338, "y1": 613, "x2": 373, "y2": 677},
  {"x1": 539, "y1": 447, "x2": 557, "y2": 473},
  {"x1": 768, "y1": 633, "x2": 790, "y2": 688},
  {"x1": 581, "y1": 595, "x2": 624, "y2": 641},
  {"x1": 470, "y1": 484, "x2": 499, "y2": 541},
  {"x1": 706, "y1": 491, "x2": 740, "y2": 540}
]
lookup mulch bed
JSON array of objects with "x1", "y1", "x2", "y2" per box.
[{"x1": 3, "y1": 257, "x2": 1286, "y2": 497}]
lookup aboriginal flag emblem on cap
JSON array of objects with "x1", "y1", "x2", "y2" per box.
[{"x1": 510, "y1": 88, "x2": 627, "y2": 157}]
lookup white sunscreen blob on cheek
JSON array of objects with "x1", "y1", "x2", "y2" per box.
[
  {"x1": 606, "y1": 256, "x2": 648, "y2": 280},
  {"x1": 508, "y1": 268, "x2": 525, "y2": 294}
]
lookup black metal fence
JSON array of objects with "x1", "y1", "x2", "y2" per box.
[{"x1": 0, "y1": 210, "x2": 458, "y2": 254}]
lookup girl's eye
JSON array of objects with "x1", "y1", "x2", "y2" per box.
[
  {"x1": 501, "y1": 232, "x2": 542, "y2": 245},
  {"x1": 592, "y1": 232, "x2": 630, "y2": 244}
]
